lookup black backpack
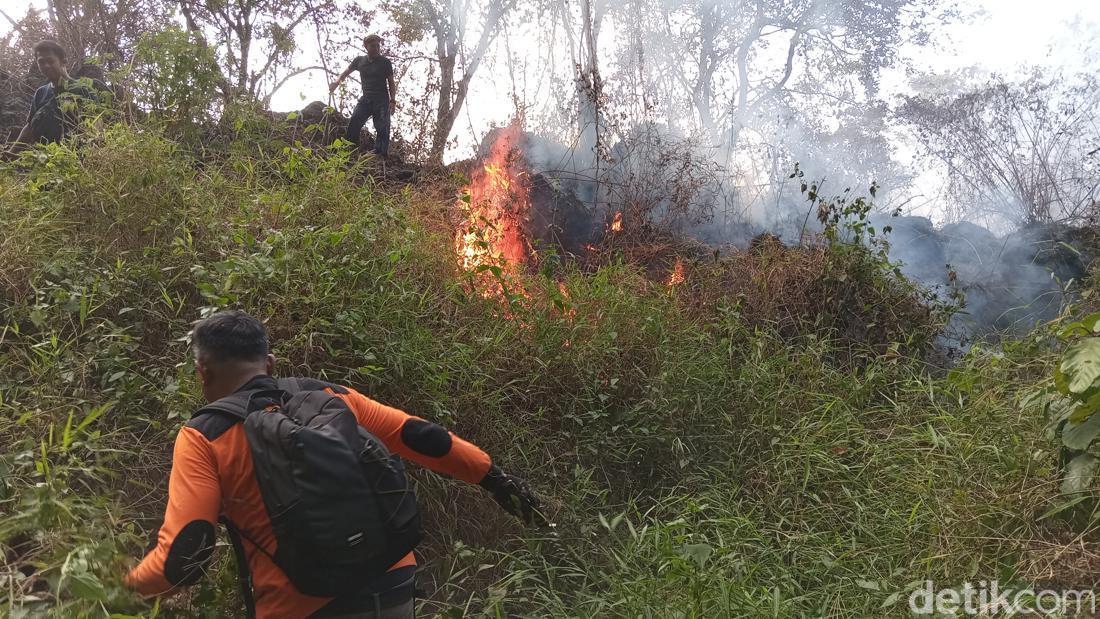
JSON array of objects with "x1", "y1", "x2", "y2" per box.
[{"x1": 197, "y1": 378, "x2": 422, "y2": 601}]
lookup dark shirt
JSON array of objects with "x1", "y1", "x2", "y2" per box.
[
  {"x1": 351, "y1": 55, "x2": 393, "y2": 101},
  {"x1": 26, "y1": 77, "x2": 102, "y2": 143}
]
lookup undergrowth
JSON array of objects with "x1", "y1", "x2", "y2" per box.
[{"x1": 0, "y1": 121, "x2": 1087, "y2": 618}]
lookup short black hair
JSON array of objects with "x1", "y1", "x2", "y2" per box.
[
  {"x1": 364, "y1": 34, "x2": 382, "y2": 44},
  {"x1": 33, "y1": 40, "x2": 65, "y2": 62},
  {"x1": 192, "y1": 310, "x2": 270, "y2": 365}
]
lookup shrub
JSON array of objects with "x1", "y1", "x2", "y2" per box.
[{"x1": 127, "y1": 27, "x2": 222, "y2": 124}]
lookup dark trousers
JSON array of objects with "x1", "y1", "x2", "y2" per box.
[
  {"x1": 314, "y1": 598, "x2": 413, "y2": 619},
  {"x1": 347, "y1": 96, "x2": 390, "y2": 156},
  {"x1": 311, "y1": 568, "x2": 415, "y2": 618}
]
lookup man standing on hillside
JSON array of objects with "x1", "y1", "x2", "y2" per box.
[
  {"x1": 3, "y1": 40, "x2": 103, "y2": 159},
  {"x1": 329, "y1": 34, "x2": 396, "y2": 158},
  {"x1": 124, "y1": 310, "x2": 540, "y2": 618}
]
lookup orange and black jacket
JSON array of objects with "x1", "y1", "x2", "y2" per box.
[{"x1": 125, "y1": 375, "x2": 492, "y2": 618}]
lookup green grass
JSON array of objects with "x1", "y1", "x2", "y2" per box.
[
  {"x1": 0, "y1": 121, "x2": 1085, "y2": 618},
  {"x1": 452, "y1": 341, "x2": 1062, "y2": 617}
]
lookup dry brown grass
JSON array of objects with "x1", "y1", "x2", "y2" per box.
[{"x1": 583, "y1": 223, "x2": 944, "y2": 360}]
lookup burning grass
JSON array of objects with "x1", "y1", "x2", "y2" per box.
[
  {"x1": 581, "y1": 220, "x2": 945, "y2": 362},
  {"x1": 446, "y1": 120, "x2": 942, "y2": 363},
  {"x1": 690, "y1": 241, "x2": 942, "y2": 360},
  {"x1": 453, "y1": 121, "x2": 533, "y2": 300}
]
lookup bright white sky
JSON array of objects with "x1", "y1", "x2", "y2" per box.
[{"x1": 3, "y1": 0, "x2": 1100, "y2": 169}]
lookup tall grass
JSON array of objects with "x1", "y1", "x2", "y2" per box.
[{"x1": 0, "y1": 121, "x2": 1083, "y2": 617}]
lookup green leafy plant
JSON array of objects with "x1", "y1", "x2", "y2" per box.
[
  {"x1": 1040, "y1": 311, "x2": 1100, "y2": 495},
  {"x1": 793, "y1": 172, "x2": 957, "y2": 359},
  {"x1": 126, "y1": 27, "x2": 223, "y2": 124}
]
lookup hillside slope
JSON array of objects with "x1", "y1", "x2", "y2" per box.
[{"x1": 0, "y1": 123, "x2": 1090, "y2": 617}]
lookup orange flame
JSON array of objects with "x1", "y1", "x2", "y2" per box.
[
  {"x1": 666, "y1": 257, "x2": 685, "y2": 286},
  {"x1": 455, "y1": 122, "x2": 531, "y2": 297},
  {"x1": 557, "y1": 282, "x2": 577, "y2": 320},
  {"x1": 610, "y1": 211, "x2": 623, "y2": 232}
]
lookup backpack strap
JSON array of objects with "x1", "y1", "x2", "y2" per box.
[
  {"x1": 193, "y1": 393, "x2": 251, "y2": 422},
  {"x1": 194, "y1": 388, "x2": 291, "y2": 423},
  {"x1": 194, "y1": 384, "x2": 297, "y2": 616},
  {"x1": 277, "y1": 377, "x2": 303, "y2": 394},
  {"x1": 220, "y1": 517, "x2": 257, "y2": 619},
  {"x1": 276, "y1": 376, "x2": 353, "y2": 396}
]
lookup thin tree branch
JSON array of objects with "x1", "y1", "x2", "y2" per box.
[
  {"x1": 263, "y1": 64, "x2": 326, "y2": 106},
  {"x1": 0, "y1": 7, "x2": 28, "y2": 33}
]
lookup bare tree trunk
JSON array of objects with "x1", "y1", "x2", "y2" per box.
[
  {"x1": 429, "y1": 16, "x2": 456, "y2": 163},
  {"x1": 693, "y1": 3, "x2": 718, "y2": 138},
  {"x1": 237, "y1": 14, "x2": 251, "y2": 98},
  {"x1": 576, "y1": 0, "x2": 601, "y2": 151},
  {"x1": 429, "y1": 0, "x2": 512, "y2": 164},
  {"x1": 727, "y1": 18, "x2": 757, "y2": 159}
]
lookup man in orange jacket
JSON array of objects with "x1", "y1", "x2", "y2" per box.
[{"x1": 125, "y1": 310, "x2": 540, "y2": 618}]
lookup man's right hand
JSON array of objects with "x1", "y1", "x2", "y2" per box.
[
  {"x1": 479, "y1": 465, "x2": 543, "y2": 525},
  {"x1": 328, "y1": 81, "x2": 340, "y2": 93}
]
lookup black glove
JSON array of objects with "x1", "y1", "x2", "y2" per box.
[{"x1": 479, "y1": 465, "x2": 542, "y2": 524}]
